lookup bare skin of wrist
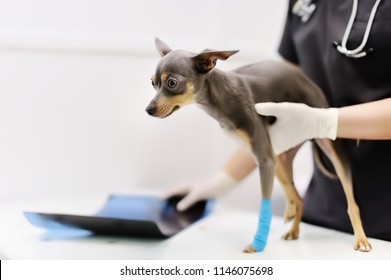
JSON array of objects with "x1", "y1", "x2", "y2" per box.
[
  {"x1": 337, "y1": 98, "x2": 391, "y2": 140},
  {"x1": 223, "y1": 148, "x2": 256, "y2": 182}
]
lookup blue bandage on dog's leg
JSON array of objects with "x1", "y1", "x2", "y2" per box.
[{"x1": 251, "y1": 199, "x2": 272, "y2": 252}]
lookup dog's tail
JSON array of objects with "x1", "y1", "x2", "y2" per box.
[{"x1": 311, "y1": 142, "x2": 338, "y2": 179}]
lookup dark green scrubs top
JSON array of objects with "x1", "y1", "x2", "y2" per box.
[{"x1": 278, "y1": 0, "x2": 391, "y2": 240}]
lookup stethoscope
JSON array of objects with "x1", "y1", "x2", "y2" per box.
[{"x1": 293, "y1": 0, "x2": 382, "y2": 58}]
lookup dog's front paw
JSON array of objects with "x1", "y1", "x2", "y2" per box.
[
  {"x1": 243, "y1": 244, "x2": 256, "y2": 253},
  {"x1": 354, "y1": 239, "x2": 372, "y2": 252}
]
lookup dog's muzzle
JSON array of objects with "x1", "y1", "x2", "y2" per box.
[
  {"x1": 145, "y1": 105, "x2": 156, "y2": 116},
  {"x1": 145, "y1": 102, "x2": 179, "y2": 118}
]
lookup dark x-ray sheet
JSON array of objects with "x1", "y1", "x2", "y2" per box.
[{"x1": 24, "y1": 195, "x2": 214, "y2": 239}]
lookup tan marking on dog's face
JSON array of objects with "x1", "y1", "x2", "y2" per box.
[
  {"x1": 161, "y1": 72, "x2": 169, "y2": 82},
  {"x1": 154, "y1": 82, "x2": 195, "y2": 118}
]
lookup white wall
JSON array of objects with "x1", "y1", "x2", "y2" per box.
[{"x1": 0, "y1": 0, "x2": 313, "y2": 211}]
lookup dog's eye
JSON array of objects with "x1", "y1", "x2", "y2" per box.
[
  {"x1": 167, "y1": 78, "x2": 177, "y2": 89},
  {"x1": 151, "y1": 79, "x2": 155, "y2": 87}
]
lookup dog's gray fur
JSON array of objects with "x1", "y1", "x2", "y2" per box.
[{"x1": 145, "y1": 38, "x2": 371, "y2": 252}]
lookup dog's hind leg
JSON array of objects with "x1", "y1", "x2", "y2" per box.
[
  {"x1": 314, "y1": 139, "x2": 372, "y2": 252},
  {"x1": 275, "y1": 145, "x2": 303, "y2": 240}
]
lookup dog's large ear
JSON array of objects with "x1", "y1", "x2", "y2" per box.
[
  {"x1": 192, "y1": 50, "x2": 239, "y2": 74},
  {"x1": 155, "y1": 38, "x2": 172, "y2": 57}
]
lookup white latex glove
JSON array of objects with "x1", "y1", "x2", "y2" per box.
[
  {"x1": 255, "y1": 102, "x2": 339, "y2": 155},
  {"x1": 162, "y1": 171, "x2": 238, "y2": 211}
]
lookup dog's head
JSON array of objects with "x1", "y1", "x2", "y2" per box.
[{"x1": 145, "y1": 38, "x2": 238, "y2": 118}]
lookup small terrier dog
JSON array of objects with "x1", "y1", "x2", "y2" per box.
[{"x1": 146, "y1": 38, "x2": 371, "y2": 252}]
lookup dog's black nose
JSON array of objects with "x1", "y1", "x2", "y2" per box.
[{"x1": 146, "y1": 106, "x2": 156, "y2": 116}]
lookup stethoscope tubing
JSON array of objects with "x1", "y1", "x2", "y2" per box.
[
  {"x1": 336, "y1": 0, "x2": 382, "y2": 58},
  {"x1": 293, "y1": 0, "x2": 382, "y2": 58}
]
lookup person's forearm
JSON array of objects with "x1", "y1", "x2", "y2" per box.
[
  {"x1": 337, "y1": 98, "x2": 391, "y2": 140},
  {"x1": 223, "y1": 148, "x2": 257, "y2": 181}
]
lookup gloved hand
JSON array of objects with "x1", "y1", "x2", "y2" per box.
[
  {"x1": 255, "y1": 102, "x2": 339, "y2": 155},
  {"x1": 162, "y1": 170, "x2": 238, "y2": 211}
]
